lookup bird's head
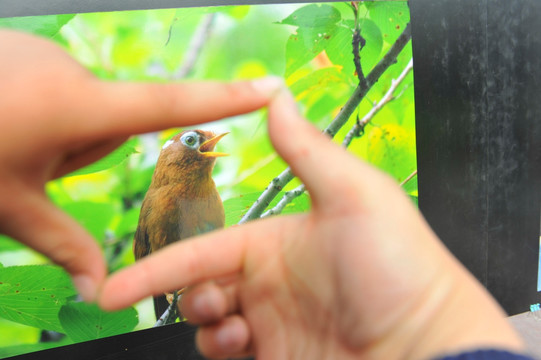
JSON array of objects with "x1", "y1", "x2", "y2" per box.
[
  {"x1": 164, "y1": 130, "x2": 228, "y2": 158},
  {"x1": 153, "y1": 130, "x2": 228, "y2": 185}
]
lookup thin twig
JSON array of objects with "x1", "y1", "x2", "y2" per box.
[
  {"x1": 400, "y1": 169, "x2": 418, "y2": 188},
  {"x1": 239, "y1": 23, "x2": 412, "y2": 223},
  {"x1": 173, "y1": 13, "x2": 216, "y2": 80},
  {"x1": 325, "y1": 22, "x2": 412, "y2": 138},
  {"x1": 343, "y1": 58, "x2": 414, "y2": 148},
  {"x1": 238, "y1": 171, "x2": 295, "y2": 224},
  {"x1": 153, "y1": 291, "x2": 180, "y2": 327},
  {"x1": 261, "y1": 184, "x2": 306, "y2": 218},
  {"x1": 264, "y1": 57, "x2": 414, "y2": 216},
  {"x1": 148, "y1": 14, "x2": 215, "y2": 80},
  {"x1": 351, "y1": 2, "x2": 367, "y2": 88}
]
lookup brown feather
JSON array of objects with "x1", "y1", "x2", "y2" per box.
[{"x1": 133, "y1": 130, "x2": 226, "y2": 320}]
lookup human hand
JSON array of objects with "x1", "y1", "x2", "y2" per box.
[
  {"x1": 99, "y1": 88, "x2": 524, "y2": 359},
  {"x1": 0, "y1": 30, "x2": 281, "y2": 301}
]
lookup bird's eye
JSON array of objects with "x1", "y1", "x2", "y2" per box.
[
  {"x1": 185, "y1": 136, "x2": 196, "y2": 145},
  {"x1": 181, "y1": 132, "x2": 200, "y2": 148}
]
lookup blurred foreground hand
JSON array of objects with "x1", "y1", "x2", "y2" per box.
[
  {"x1": 0, "y1": 29, "x2": 282, "y2": 301},
  {"x1": 99, "y1": 88, "x2": 525, "y2": 360}
]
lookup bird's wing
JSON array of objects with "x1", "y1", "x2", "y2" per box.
[{"x1": 133, "y1": 218, "x2": 151, "y2": 260}]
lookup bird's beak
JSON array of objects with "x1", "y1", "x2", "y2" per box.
[{"x1": 199, "y1": 132, "x2": 229, "y2": 158}]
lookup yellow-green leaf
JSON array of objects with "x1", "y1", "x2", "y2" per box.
[{"x1": 367, "y1": 124, "x2": 416, "y2": 183}]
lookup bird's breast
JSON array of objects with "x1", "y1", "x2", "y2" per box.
[{"x1": 146, "y1": 183, "x2": 224, "y2": 250}]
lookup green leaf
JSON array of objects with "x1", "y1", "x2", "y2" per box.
[
  {"x1": 367, "y1": 124, "x2": 416, "y2": 183},
  {"x1": 324, "y1": 25, "x2": 355, "y2": 79},
  {"x1": 0, "y1": 14, "x2": 74, "y2": 38},
  {"x1": 224, "y1": 193, "x2": 260, "y2": 227},
  {"x1": 0, "y1": 236, "x2": 25, "y2": 252},
  {"x1": 280, "y1": 4, "x2": 344, "y2": 77},
  {"x1": 285, "y1": 25, "x2": 338, "y2": 77},
  {"x1": 65, "y1": 138, "x2": 138, "y2": 177},
  {"x1": 366, "y1": 2, "x2": 409, "y2": 44},
  {"x1": 113, "y1": 206, "x2": 141, "y2": 239},
  {"x1": 281, "y1": 193, "x2": 311, "y2": 215},
  {"x1": 59, "y1": 302, "x2": 138, "y2": 342},
  {"x1": 357, "y1": 19, "x2": 384, "y2": 75},
  {"x1": 0, "y1": 265, "x2": 77, "y2": 332},
  {"x1": 306, "y1": 92, "x2": 349, "y2": 124},
  {"x1": 277, "y1": 4, "x2": 341, "y2": 28},
  {"x1": 290, "y1": 67, "x2": 345, "y2": 97},
  {"x1": 402, "y1": 172, "x2": 418, "y2": 196},
  {"x1": 289, "y1": 67, "x2": 352, "y2": 124},
  {"x1": 61, "y1": 202, "x2": 116, "y2": 241},
  {"x1": 325, "y1": 19, "x2": 383, "y2": 82}
]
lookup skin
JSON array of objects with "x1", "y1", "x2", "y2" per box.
[
  {"x1": 99, "y1": 92, "x2": 525, "y2": 359},
  {"x1": 0, "y1": 29, "x2": 281, "y2": 300},
  {"x1": 0, "y1": 30, "x2": 526, "y2": 360}
]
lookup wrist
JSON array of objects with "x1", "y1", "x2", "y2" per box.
[
  {"x1": 398, "y1": 263, "x2": 524, "y2": 360},
  {"x1": 351, "y1": 255, "x2": 525, "y2": 360}
]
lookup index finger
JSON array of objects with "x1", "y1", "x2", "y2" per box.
[
  {"x1": 78, "y1": 77, "x2": 284, "y2": 138},
  {"x1": 98, "y1": 216, "x2": 283, "y2": 311}
]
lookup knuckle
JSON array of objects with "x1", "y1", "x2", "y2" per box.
[{"x1": 48, "y1": 240, "x2": 86, "y2": 272}]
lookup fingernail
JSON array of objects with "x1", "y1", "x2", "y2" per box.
[
  {"x1": 73, "y1": 275, "x2": 97, "y2": 302},
  {"x1": 250, "y1": 76, "x2": 284, "y2": 97},
  {"x1": 274, "y1": 86, "x2": 301, "y2": 117},
  {"x1": 279, "y1": 86, "x2": 298, "y2": 106}
]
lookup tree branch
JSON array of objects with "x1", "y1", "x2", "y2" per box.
[
  {"x1": 153, "y1": 291, "x2": 180, "y2": 327},
  {"x1": 173, "y1": 13, "x2": 216, "y2": 80},
  {"x1": 239, "y1": 23, "x2": 412, "y2": 223},
  {"x1": 399, "y1": 169, "x2": 417, "y2": 188},
  {"x1": 342, "y1": 58, "x2": 413, "y2": 148},
  {"x1": 351, "y1": 2, "x2": 368, "y2": 88},
  {"x1": 148, "y1": 14, "x2": 215, "y2": 80},
  {"x1": 238, "y1": 171, "x2": 295, "y2": 224},
  {"x1": 263, "y1": 57, "x2": 414, "y2": 217},
  {"x1": 324, "y1": 22, "x2": 411, "y2": 138},
  {"x1": 261, "y1": 184, "x2": 305, "y2": 218}
]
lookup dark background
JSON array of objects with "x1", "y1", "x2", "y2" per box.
[
  {"x1": 412, "y1": 0, "x2": 541, "y2": 316},
  {"x1": 3, "y1": 0, "x2": 541, "y2": 359}
]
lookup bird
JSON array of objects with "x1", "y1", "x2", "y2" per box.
[{"x1": 133, "y1": 129, "x2": 228, "y2": 320}]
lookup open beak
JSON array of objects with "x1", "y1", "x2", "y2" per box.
[{"x1": 199, "y1": 132, "x2": 229, "y2": 158}]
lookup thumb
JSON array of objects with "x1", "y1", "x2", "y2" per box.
[
  {"x1": 267, "y1": 88, "x2": 394, "y2": 213},
  {"x1": 0, "y1": 188, "x2": 106, "y2": 302}
]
